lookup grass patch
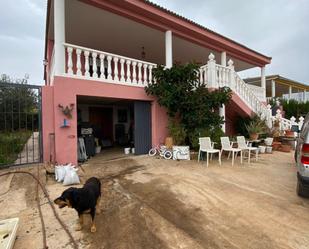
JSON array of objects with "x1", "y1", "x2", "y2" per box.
[{"x1": 0, "y1": 131, "x2": 31, "y2": 167}]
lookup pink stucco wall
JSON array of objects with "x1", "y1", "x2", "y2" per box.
[
  {"x1": 42, "y1": 76, "x2": 169, "y2": 165},
  {"x1": 225, "y1": 92, "x2": 254, "y2": 135},
  {"x1": 42, "y1": 85, "x2": 55, "y2": 162}
]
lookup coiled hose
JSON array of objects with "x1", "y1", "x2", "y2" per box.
[{"x1": 0, "y1": 170, "x2": 78, "y2": 249}]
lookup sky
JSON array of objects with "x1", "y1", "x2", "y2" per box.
[{"x1": 0, "y1": 0, "x2": 308, "y2": 85}]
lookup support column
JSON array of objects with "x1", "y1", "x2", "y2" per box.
[
  {"x1": 54, "y1": 0, "x2": 66, "y2": 75},
  {"x1": 271, "y1": 80, "x2": 276, "y2": 98},
  {"x1": 221, "y1": 51, "x2": 226, "y2": 66},
  {"x1": 289, "y1": 86, "x2": 292, "y2": 102},
  {"x1": 304, "y1": 90, "x2": 307, "y2": 102},
  {"x1": 219, "y1": 104, "x2": 226, "y2": 133},
  {"x1": 261, "y1": 66, "x2": 266, "y2": 100},
  {"x1": 165, "y1": 30, "x2": 173, "y2": 69}
]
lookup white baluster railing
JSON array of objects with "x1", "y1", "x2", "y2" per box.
[
  {"x1": 64, "y1": 43, "x2": 157, "y2": 87},
  {"x1": 199, "y1": 53, "x2": 271, "y2": 127},
  {"x1": 272, "y1": 109, "x2": 305, "y2": 131},
  {"x1": 199, "y1": 65, "x2": 208, "y2": 85}
]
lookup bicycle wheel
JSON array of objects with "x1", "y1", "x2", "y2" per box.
[
  {"x1": 148, "y1": 148, "x2": 157, "y2": 157},
  {"x1": 164, "y1": 150, "x2": 173, "y2": 160}
]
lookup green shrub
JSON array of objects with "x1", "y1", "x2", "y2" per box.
[
  {"x1": 268, "y1": 98, "x2": 309, "y2": 119},
  {"x1": 235, "y1": 114, "x2": 268, "y2": 138},
  {"x1": 145, "y1": 63, "x2": 232, "y2": 150},
  {"x1": 0, "y1": 131, "x2": 31, "y2": 166},
  {"x1": 167, "y1": 119, "x2": 187, "y2": 145}
]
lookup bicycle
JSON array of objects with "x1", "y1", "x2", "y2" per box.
[{"x1": 148, "y1": 144, "x2": 173, "y2": 160}]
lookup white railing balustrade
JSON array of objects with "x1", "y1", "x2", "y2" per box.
[
  {"x1": 199, "y1": 53, "x2": 271, "y2": 127},
  {"x1": 215, "y1": 64, "x2": 230, "y2": 88},
  {"x1": 273, "y1": 109, "x2": 305, "y2": 130},
  {"x1": 64, "y1": 43, "x2": 156, "y2": 87},
  {"x1": 247, "y1": 85, "x2": 266, "y2": 102},
  {"x1": 199, "y1": 65, "x2": 208, "y2": 85}
]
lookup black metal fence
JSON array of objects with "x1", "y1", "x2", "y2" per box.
[{"x1": 0, "y1": 82, "x2": 42, "y2": 168}]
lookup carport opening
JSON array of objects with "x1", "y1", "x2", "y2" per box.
[{"x1": 77, "y1": 96, "x2": 135, "y2": 162}]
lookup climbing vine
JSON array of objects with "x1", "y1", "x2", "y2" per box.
[{"x1": 145, "y1": 63, "x2": 232, "y2": 148}]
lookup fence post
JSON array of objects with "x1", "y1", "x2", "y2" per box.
[
  {"x1": 266, "y1": 104, "x2": 272, "y2": 128},
  {"x1": 276, "y1": 109, "x2": 282, "y2": 130},
  {"x1": 227, "y1": 59, "x2": 235, "y2": 90},
  {"x1": 299, "y1": 116, "x2": 304, "y2": 130},
  {"x1": 207, "y1": 53, "x2": 217, "y2": 88},
  {"x1": 290, "y1": 116, "x2": 296, "y2": 130}
]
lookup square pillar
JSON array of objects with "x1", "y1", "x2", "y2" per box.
[
  {"x1": 261, "y1": 66, "x2": 266, "y2": 100},
  {"x1": 289, "y1": 86, "x2": 292, "y2": 101},
  {"x1": 304, "y1": 90, "x2": 307, "y2": 102},
  {"x1": 271, "y1": 80, "x2": 276, "y2": 98},
  {"x1": 165, "y1": 30, "x2": 173, "y2": 69},
  {"x1": 54, "y1": 0, "x2": 66, "y2": 75},
  {"x1": 221, "y1": 52, "x2": 226, "y2": 67}
]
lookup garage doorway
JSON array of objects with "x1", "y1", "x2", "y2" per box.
[{"x1": 77, "y1": 96, "x2": 151, "y2": 162}]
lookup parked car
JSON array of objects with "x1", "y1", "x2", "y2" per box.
[{"x1": 295, "y1": 113, "x2": 309, "y2": 197}]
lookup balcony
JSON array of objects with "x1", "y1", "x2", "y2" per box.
[{"x1": 62, "y1": 43, "x2": 156, "y2": 87}]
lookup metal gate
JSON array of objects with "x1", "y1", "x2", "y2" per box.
[
  {"x1": 0, "y1": 82, "x2": 42, "y2": 168},
  {"x1": 134, "y1": 101, "x2": 152, "y2": 155}
]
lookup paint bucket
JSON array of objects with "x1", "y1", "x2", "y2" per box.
[
  {"x1": 258, "y1": 146, "x2": 266, "y2": 154},
  {"x1": 124, "y1": 148, "x2": 130, "y2": 154},
  {"x1": 131, "y1": 148, "x2": 135, "y2": 154},
  {"x1": 266, "y1": 146, "x2": 272, "y2": 153},
  {"x1": 95, "y1": 146, "x2": 101, "y2": 154}
]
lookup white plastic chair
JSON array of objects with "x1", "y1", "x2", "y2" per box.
[
  {"x1": 264, "y1": 137, "x2": 273, "y2": 146},
  {"x1": 220, "y1": 137, "x2": 242, "y2": 166},
  {"x1": 198, "y1": 137, "x2": 221, "y2": 167},
  {"x1": 237, "y1": 136, "x2": 258, "y2": 163}
]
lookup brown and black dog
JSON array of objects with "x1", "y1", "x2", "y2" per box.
[{"x1": 54, "y1": 177, "x2": 101, "y2": 233}]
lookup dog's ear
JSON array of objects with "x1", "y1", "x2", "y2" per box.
[{"x1": 65, "y1": 187, "x2": 80, "y2": 207}]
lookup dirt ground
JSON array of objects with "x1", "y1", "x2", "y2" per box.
[{"x1": 1, "y1": 151, "x2": 309, "y2": 249}]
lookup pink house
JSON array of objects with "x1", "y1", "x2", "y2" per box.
[{"x1": 42, "y1": 0, "x2": 272, "y2": 166}]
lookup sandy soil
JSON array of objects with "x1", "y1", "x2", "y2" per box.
[{"x1": 1, "y1": 151, "x2": 309, "y2": 249}]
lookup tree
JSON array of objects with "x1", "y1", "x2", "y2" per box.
[
  {"x1": 0, "y1": 74, "x2": 38, "y2": 131},
  {"x1": 145, "y1": 63, "x2": 232, "y2": 148}
]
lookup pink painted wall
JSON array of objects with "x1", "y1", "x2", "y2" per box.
[
  {"x1": 151, "y1": 101, "x2": 169, "y2": 145},
  {"x1": 42, "y1": 76, "x2": 169, "y2": 165},
  {"x1": 42, "y1": 86, "x2": 55, "y2": 162},
  {"x1": 225, "y1": 92, "x2": 254, "y2": 135},
  {"x1": 46, "y1": 39, "x2": 54, "y2": 85}
]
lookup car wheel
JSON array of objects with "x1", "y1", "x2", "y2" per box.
[{"x1": 297, "y1": 178, "x2": 309, "y2": 197}]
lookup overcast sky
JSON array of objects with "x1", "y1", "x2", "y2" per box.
[{"x1": 0, "y1": 0, "x2": 308, "y2": 85}]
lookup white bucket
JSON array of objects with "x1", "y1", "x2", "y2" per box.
[
  {"x1": 266, "y1": 146, "x2": 272, "y2": 153},
  {"x1": 95, "y1": 146, "x2": 101, "y2": 154},
  {"x1": 131, "y1": 148, "x2": 135, "y2": 154},
  {"x1": 259, "y1": 146, "x2": 266, "y2": 154},
  {"x1": 124, "y1": 148, "x2": 130, "y2": 154}
]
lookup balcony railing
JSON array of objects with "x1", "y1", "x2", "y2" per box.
[
  {"x1": 63, "y1": 43, "x2": 157, "y2": 87},
  {"x1": 58, "y1": 44, "x2": 271, "y2": 126},
  {"x1": 199, "y1": 53, "x2": 271, "y2": 127}
]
